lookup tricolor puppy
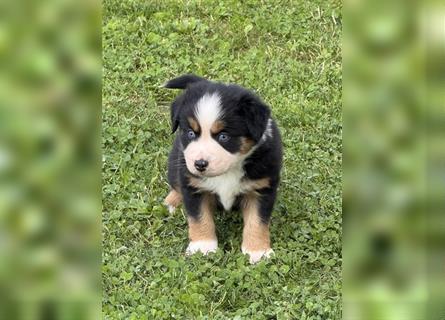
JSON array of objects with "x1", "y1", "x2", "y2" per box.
[{"x1": 163, "y1": 74, "x2": 282, "y2": 263}]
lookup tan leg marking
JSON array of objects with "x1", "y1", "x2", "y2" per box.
[
  {"x1": 164, "y1": 189, "x2": 182, "y2": 213},
  {"x1": 241, "y1": 193, "x2": 273, "y2": 263},
  {"x1": 243, "y1": 177, "x2": 270, "y2": 191},
  {"x1": 186, "y1": 193, "x2": 218, "y2": 255}
]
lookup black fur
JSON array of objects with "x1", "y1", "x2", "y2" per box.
[
  {"x1": 164, "y1": 74, "x2": 206, "y2": 89},
  {"x1": 237, "y1": 93, "x2": 271, "y2": 142},
  {"x1": 165, "y1": 74, "x2": 282, "y2": 225}
]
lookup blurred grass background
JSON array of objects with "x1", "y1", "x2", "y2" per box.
[
  {"x1": 1, "y1": 0, "x2": 444, "y2": 319},
  {"x1": 343, "y1": 0, "x2": 445, "y2": 319},
  {"x1": 0, "y1": 0, "x2": 101, "y2": 318},
  {"x1": 102, "y1": 0, "x2": 341, "y2": 318}
]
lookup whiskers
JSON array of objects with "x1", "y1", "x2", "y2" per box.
[{"x1": 170, "y1": 157, "x2": 187, "y2": 169}]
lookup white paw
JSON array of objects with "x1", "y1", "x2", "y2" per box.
[
  {"x1": 242, "y1": 247, "x2": 274, "y2": 264},
  {"x1": 167, "y1": 205, "x2": 176, "y2": 214},
  {"x1": 186, "y1": 240, "x2": 218, "y2": 255}
]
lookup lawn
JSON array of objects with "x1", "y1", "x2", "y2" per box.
[{"x1": 102, "y1": 0, "x2": 342, "y2": 318}]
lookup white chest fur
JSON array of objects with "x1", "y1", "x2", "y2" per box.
[{"x1": 198, "y1": 165, "x2": 251, "y2": 211}]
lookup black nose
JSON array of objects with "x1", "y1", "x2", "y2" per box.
[{"x1": 194, "y1": 159, "x2": 209, "y2": 172}]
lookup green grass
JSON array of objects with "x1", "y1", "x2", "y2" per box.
[{"x1": 102, "y1": 0, "x2": 342, "y2": 318}]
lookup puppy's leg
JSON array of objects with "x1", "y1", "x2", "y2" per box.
[
  {"x1": 183, "y1": 191, "x2": 217, "y2": 255},
  {"x1": 241, "y1": 192, "x2": 275, "y2": 264},
  {"x1": 164, "y1": 189, "x2": 182, "y2": 213}
]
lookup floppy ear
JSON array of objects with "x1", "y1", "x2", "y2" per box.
[
  {"x1": 163, "y1": 74, "x2": 206, "y2": 89},
  {"x1": 165, "y1": 74, "x2": 206, "y2": 133},
  {"x1": 238, "y1": 93, "x2": 271, "y2": 142},
  {"x1": 170, "y1": 102, "x2": 179, "y2": 133},
  {"x1": 170, "y1": 95, "x2": 184, "y2": 133}
]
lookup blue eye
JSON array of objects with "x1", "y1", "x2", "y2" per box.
[
  {"x1": 187, "y1": 130, "x2": 196, "y2": 140},
  {"x1": 218, "y1": 132, "x2": 230, "y2": 142}
]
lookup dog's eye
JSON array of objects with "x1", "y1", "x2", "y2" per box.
[
  {"x1": 217, "y1": 132, "x2": 230, "y2": 143},
  {"x1": 187, "y1": 130, "x2": 196, "y2": 140}
]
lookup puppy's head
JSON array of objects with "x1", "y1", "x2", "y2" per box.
[{"x1": 165, "y1": 74, "x2": 271, "y2": 177}]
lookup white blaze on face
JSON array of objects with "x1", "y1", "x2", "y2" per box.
[
  {"x1": 183, "y1": 92, "x2": 239, "y2": 177},
  {"x1": 195, "y1": 92, "x2": 223, "y2": 132}
]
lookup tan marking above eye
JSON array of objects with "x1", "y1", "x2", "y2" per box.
[
  {"x1": 210, "y1": 120, "x2": 225, "y2": 134},
  {"x1": 187, "y1": 117, "x2": 200, "y2": 132}
]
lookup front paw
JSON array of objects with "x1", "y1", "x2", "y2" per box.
[
  {"x1": 186, "y1": 239, "x2": 218, "y2": 255},
  {"x1": 164, "y1": 190, "x2": 182, "y2": 213},
  {"x1": 242, "y1": 246, "x2": 274, "y2": 264}
]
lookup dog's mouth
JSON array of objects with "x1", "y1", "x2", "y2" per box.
[
  {"x1": 185, "y1": 159, "x2": 229, "y2": 178},
  {"x1": 190, "y1": 169, "x2": 223, "y2": 178}
]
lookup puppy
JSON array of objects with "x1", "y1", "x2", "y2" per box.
[{"x1": 163, "y1": 74, "x2": 282, "y2": 263}]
